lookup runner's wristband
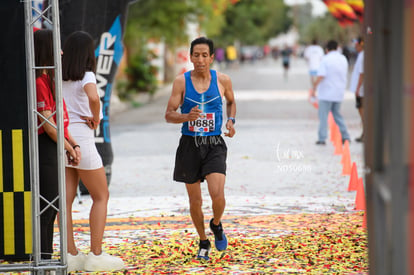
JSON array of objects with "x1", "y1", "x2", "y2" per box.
[{"x1": 228, "y1": 117, "x2": 235, "y2": 124}]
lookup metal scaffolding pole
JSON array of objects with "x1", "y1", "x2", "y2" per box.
[{"x1": 0, "y1": 0, "x2": 67, "y2": 273}]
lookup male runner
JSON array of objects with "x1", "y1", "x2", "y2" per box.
[{"x1": 165, "y1": 37, "x2": 236, "y2": 260}]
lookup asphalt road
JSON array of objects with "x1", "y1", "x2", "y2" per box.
[{"x1": 73, "y1": 57, "x2": 364, "y2": 219}]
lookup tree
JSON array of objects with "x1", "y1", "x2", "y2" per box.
[
  {"x1": 121, "y1": 0, "x2": 231, "y2": 98},
  {"x1": 120, "y1": 0, "x2": 291, "y2": 98},
  {"x1": 194, "y1": 0, "x2": 237, "y2": 38},
  {"x1": 124, "y1": 0, "x2": 193, "y2": 57},
  {"x1": 301, "y1": 14, "x2": 361, "y2": 46},
  {"x1": 124, "y1": 0, "x2": 231, "y2": 56},
  {"x1": 211, "y1": 0, "x2": 292, "y2": 46}
]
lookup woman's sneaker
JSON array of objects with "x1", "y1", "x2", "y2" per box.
[
  {"x1": 197, "y1": 239, "x2": 211, "y2": 260},
  {"x1": 84, "y1": 252, "x2": 124, "y2": 272},
  {"x1": 67, "y1": 251, "x2": 86, "y2": 272},
  {"x1": 210, "y1": 218, "x2": 228, "y2": 251}
]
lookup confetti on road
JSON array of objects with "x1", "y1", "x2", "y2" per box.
[{"x1": 65, "y1": 212, "x2": 368, "y2": 274}]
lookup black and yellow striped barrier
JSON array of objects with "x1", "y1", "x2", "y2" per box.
[
  {"x1": 1, "y1": 0, "x2": 33, "y2": 261},
  {"x1": 0, "y1": 129, "x2": 32, "y2": 260}
]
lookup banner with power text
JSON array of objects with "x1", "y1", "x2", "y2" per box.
[{"x1": 59, "y1": 0, "x2": 135, "y2": 192}]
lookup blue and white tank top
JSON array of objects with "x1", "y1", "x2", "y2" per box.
[{"x1": 181, "y1": 70, "x2": 223, "y2": 136}]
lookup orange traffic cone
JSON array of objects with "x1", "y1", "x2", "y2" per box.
[
  {"x1": 329, "y1": 113, "x2": 336, "y2": 143},
  {"x1": 328, "y1": 112, "x2": 335, "y2": 129},
  {"x1": 330, "y1": 122, "x2": 338, "y2": 145},
  {"x1": 334, "y1": 126, "x2": 343, "y2": 155},
  {"x1": 355, "y1": 177, "x2": 366, "y2": 210},
  {"x1": 341, "y1": 140, "x2": 351, "y2": 175},
  {"x1": 362, "y1": 211, "x2": 367, "y2": 229},
  {"x1": 348, "y1": 162, "x2": 358, "y2": 191}
]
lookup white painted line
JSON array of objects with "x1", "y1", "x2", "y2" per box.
[{"x1": 235, "y1": 90, "x2": 355, "y2": 101}]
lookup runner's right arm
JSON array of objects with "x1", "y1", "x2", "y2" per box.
[{"x1": 165, "y1": 75, "x2": 201, "y2": 124}]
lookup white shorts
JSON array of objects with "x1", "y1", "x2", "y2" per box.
[{"x1": 66, "y1": 123, "x2": 103, "y2": 170}]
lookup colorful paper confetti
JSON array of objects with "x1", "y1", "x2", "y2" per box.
[{"x1": 66, "y1": 212, "x2": 368, "y2": 274}]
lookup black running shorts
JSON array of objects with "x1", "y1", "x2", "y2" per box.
[
  {"x1": 173, "y1": 135, "x2": 227, "y2": 183},
  {"x1": 356, "y1": 95, "x2": 363, "y2": 108}
]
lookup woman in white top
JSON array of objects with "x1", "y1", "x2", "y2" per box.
[{"x1": 62, "y1": 31, "x2": 124, "y2": 272}]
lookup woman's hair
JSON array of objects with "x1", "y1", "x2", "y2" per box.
[
  {"x1": 34, "y1": 29, "x2": 55, "y2": 96},
  {"x1": 62, "y1": 31, "x2": 96, "y2": 81}
]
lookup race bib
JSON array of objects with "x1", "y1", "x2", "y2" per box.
[{"x1": 188, "y1": 113, "x2": 215, "y2": 132}]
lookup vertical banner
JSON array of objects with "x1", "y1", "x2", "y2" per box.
[
  {"x1": 0, "y1": 0, "x2": 32, "y2": 260},
  {"x1": 59, "y1": 0, "x2": 134, "y2": 185}
]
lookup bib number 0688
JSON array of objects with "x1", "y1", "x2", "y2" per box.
[
  {"x1": 188, "y1": 113, "x2": 215, "y2": 132},
  {"x1": 189, "y1": 119, "x2": 214, "y2": 127}
]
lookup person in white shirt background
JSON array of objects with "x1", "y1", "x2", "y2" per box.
[
  {"x1": 304, "y1": 39, "x2": 325, "y2": 87},
  {"x1": 349, "y1": 37, "x2": 364, "y2": 142},
  {"x1": 310, "y1": 40, "x2": 351, "y2": 145},
  {"x1": 62, "y1": 31, "x2": 124, "y2": 272}
]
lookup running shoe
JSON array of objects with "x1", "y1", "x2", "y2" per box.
[
  {"x1": 84, "y1": 252, "x2": 124, "y2": 271},
  {"x1": 197, "y1": 239, "x2": 211, "y2": 260},
  {"x1": 355, "y1": 135, "x2": 364, "y2": 143},
  {"x1": 210, "y1": 218, "x2": 228, "y2": 251},
  {"x1": 67, "y1": 250, "x2": 86, "y2": 272}
]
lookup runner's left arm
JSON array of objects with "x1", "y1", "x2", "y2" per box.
[{"x1": 220, "y1": 73, "x2": 236, "y2": 137}]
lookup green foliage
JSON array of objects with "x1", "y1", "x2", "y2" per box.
[
  {"x1": 300, "y1": 14, "x2": 361, "y2": 46},
  {"x1": 125, "y1": 0, "x2": 229, "y2": 52},
  {"x1": 125, "y1": 0, "x2": 195, "y2": 54},
  {"x1": 211, "y1": 0, "x2": 292, "y2": 46},
  {"x1": 117, "y1": 49, "x2": 158, "y2": 100},
  {"x1": 192, "y1": 0, "x2": 229, "y2": 38},
  {"x1": 121, "y1": 0, "x2": 293, "y2": 100},
  {"x1": 123, "y1": 0, "x2": 219, "y2": 100}
]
